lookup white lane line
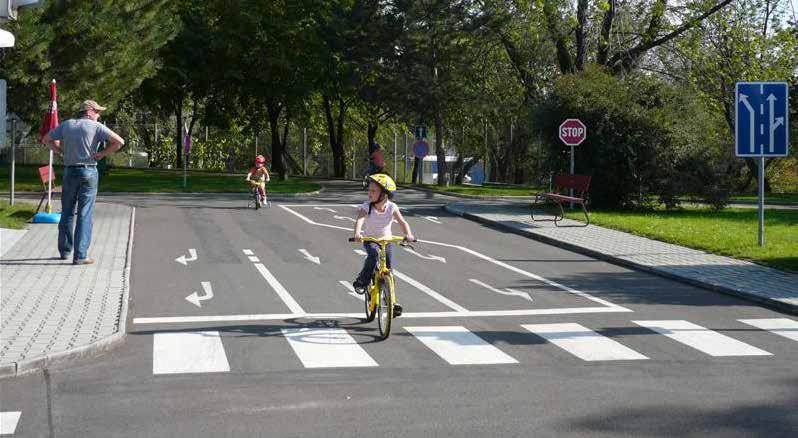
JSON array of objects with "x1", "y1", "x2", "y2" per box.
[
  {"x1": 469, "y1": 278, "x2": 533, "y2": 302},
  {"x1": 248, "y1": 256, "x2": 260, "y2": 263},
  {"x1": 633, "y1": 320, "x2": 772, "y2": 357},
  {"x1": 419, "y1": 239, "x2": 628, "y2": 311},
  {"x1": 152, "y1": 331, "x2": 231, "y2": 375},
  {"x1": 280, "y1": 205, "x2": 628, "y2": 312},
  {"x1": 393, "y1": 270, "x2": 469, "y2": 312},
  {"x1": 0, "y1": 412, "x2": 21, "y2": 435},
  {"x1": 314, "y1": 207, "x2": 337, "y2": 213},
  {"x1": 352, "y1": 248, "x2": 467, "y2": 311},
  {"x1": 738, "y1": 318, "x2": 798, "y2": 343},
  {"x1": 243, "y1": 249, "x2": 254, "y2": 255},
  {"x1": 405, "y1": 326, "x2": 518, "y2": 365},
  {"x1": 281, "y1": 328, "x2": 378, "y2": 368},
  {"x1": 339, "y1": 280, "x2": 365, "y2": 301},
  {"x1": 133, "y1": 307, "x2": 631, "y2": 324},
  {"x1": 254, "y1": 263, "x2": 305, "y2": 315},
  {"x1": 522, "y1": 323, "x2": 648, "y2": 361}
]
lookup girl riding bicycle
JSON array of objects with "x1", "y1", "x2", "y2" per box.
[
  {"x1": 353, "y1": 174, "x2": 414, "y2": 316},
  {"x1": 246, "y1": 155, "x2": 270, "y2": 207}
]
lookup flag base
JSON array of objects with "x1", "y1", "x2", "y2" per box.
[{"x1": 32, "y1": 212, "x2": 61, "y2": 224}]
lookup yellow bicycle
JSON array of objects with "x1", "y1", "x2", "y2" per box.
[{"x1": 349, "y1": 236, "x2": 416, "y2": 339}]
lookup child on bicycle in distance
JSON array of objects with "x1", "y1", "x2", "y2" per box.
[
  {"x1": 353, "y1": 174, "x2": 414, "y2": 315},
  {"x1": 246, "y1": 155, "x2": 270, "y2": 206}
]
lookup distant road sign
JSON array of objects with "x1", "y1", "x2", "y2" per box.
[
  {"x1": 735, "y1": 82, "x2": 789, "y2": 157},
  {"x1": 413, "y1": 140, "x2": 428, "y2": 158}
]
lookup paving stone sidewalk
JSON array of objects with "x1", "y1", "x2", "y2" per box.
[
  {"x1": 0, "y1": 203, "x2": 133, "y2": 377},
  {"x1": 446, "y1": 201, "x2": 798, "y2": 314}
]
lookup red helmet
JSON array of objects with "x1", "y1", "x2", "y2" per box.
[{"x1": 255, "y1": 155, "x2": 266, "y2": 164}]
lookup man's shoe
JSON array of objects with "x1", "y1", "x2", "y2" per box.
[
  {"x1": 73, "y1": 258, "x2": 95, "y2": 265},
  {"x1": 393, "y1": 303, "x2": 403, "y2": 317},
  {"x1": 59, "y1": 253, "x2": 70, "y2": 260},
  {"x1": 352, "y1": 279, "x2": 367, "y2": 295}
]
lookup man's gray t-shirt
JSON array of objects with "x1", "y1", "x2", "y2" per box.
[{"x1": 48, "y1": 118, "x2": 113, "y2": 166}]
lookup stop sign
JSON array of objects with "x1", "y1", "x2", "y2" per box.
[{"x1": 559, "y1": 119, "x2": 587, "y2": 146}]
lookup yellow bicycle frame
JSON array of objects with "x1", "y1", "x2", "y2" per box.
[{"x1": 361, "y1": 236, "x2": 405, "y2": 315}]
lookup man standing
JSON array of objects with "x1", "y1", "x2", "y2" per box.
[{"x1": 42, "y1": 100, "x2": 125, "y2": 265}]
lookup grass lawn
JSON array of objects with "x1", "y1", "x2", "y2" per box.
[
  {"x1": 0, "y1": 165, "x2": 321, "y2": 194},
  {"x1": 565, "y1": 207, "x2": 798, "y2": 272},
  {"x1": 416, "y1": 183, "x2": 544, "y2": 197},
  {"x1": 0, "y1": 200, "x2": 36, "y2": 229}
]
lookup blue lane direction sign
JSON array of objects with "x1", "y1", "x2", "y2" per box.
[{"x1": 735, "y1": 82, "x2": 789, "y2": 157}]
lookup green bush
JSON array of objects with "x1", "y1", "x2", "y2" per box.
[{"x1": 533, "y1": 66, "x2": 728, "y2": 208}]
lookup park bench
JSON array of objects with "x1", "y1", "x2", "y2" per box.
[
  {"x1": 36, "y1": 165, "x2": 61, "y2": 213},
  {"x1": 531, "y1": 174, "x2": 591, "y2": 227}
]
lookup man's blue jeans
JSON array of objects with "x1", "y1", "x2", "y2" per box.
[{"x1": 58, "y1": 166, "x2": 98, "y2": 261}]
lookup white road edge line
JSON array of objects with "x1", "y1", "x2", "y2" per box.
[
  {"x1": 253, "y1": 263, "x2": 306, "y2": 315},
  {"x1": 133, "y1": 307, "x2": 630, "y2": 324}
]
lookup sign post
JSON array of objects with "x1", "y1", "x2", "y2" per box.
[
  {"x1": 735, "y1": 82, "x2": 789, "y2": 247},
  {"x1": 558, "y1": 119, "x2": 587, "y2": 207}
]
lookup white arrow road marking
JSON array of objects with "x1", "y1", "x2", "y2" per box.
[
  {"x1": 424, "y1": 216, "x2": 442, "y2": 224},
  {"x1": 298, "y1": 249, "x2": 321, "y2": 264},
  {"x1": 469, "y1": 279, "x2": 533, "y2": 302},
  {"x1": 334, "y1": 215, "x2": 356, "y2": 223},
  {"x1": 338, "y1": 280, "x2": 365, "y2": 301},
  {"x1": 313, "y1": 207, "x2": 338, "y2": 213},
  {"x1": 185, "y1": 281, "x2": 214, "y2": 307},
  {"x1": 393, "y1": 270, "x2": 469, "y2": 312},
  {"x1": 739, "y1": 93, "x2": 756, "y2": 153},
  {"x1": 175, "y1": 248, "x2": 198, "y2": 266},
  {"x1": 403, "y1": 246, "x2": 446, "y2": 263}
]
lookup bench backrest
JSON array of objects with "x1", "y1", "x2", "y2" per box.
[
  {"x1": 38, "y1": 165, "x2": 56, "y2": 186},
  {"x1": 553, "y1": 174, "x2": 591, "y2": 197}
]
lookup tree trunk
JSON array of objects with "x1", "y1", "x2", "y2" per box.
[
  {"x1": 411, "y1": 157, "x2": 420, "y2": 184},
  {"x1": 323, "y1": 95, "x2": 346, "y2": 177},
  {"x1": 174, "y1": 99, "x2": 183, "y2": 169},
  {"x1": 367, "y1": 122, "x2": 378, "y2": 149},
  {"x1": 434, "y1": 114, "x2": 447, "y2": 186},
  {"x1": 267, "y1": 102, "x2": 286, "y2": 177},
  {"x1": 451, "y1": 154, "x2": 464, "y2": 184}
]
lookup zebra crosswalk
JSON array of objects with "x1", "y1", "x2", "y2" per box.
[{"x1": 150, "y1": 318, "x2": 798, "y2": 375}]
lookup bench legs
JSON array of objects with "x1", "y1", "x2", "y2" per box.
[{"x1": 531, "y1": 197, "x2": 590, "y2": 227}]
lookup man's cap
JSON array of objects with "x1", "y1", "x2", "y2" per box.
[{"x1": 78, "y1": 100, "x2": 107, "y2": 112}]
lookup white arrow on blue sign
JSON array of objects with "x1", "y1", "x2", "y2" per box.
[{"x1": 735, "y1": 82, "x2": 789, "y2": 157}]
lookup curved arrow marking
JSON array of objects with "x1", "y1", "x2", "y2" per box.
[
  {"x1": 299, "y1": 249, "x2": 320, "y2": 265},
  {"x1": 185, "y1": 281, "x2": 214, "y2": 307},
  {"x1": 424, "y1": 216, "x2": 442, "y2": 224},
  {"x1": 176, "y1": 249, "x2": 197, "y2": 266},
  {"x1": 402, "y1": 246, "x2": 446, "y2": 263},
  {"x1": 469, "y1": 279, "x2": 533, "y2": 303}
]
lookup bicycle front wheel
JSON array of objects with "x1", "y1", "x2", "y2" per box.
[{"x1": 377, "y1": 275, "x2": 394, "y2": 339}]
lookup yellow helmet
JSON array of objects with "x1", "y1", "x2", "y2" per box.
[{"x1": 367, "y1": 173, "x2": 396, "y2": 198}]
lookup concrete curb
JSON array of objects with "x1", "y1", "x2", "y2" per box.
[
  {"x1": 9, "y1": 187, "x2": 324, "y2": 199},
  {"x1": 445, "y1": 204, "x2": 798, "y2": 316},
  {"x1": 1, "y1": 207, "x2": 136, "y2": 379},
  {"x1": 398, "y1": 184, "x2": 537, "y2": 201}
]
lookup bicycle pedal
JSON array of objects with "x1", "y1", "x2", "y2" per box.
[{"x1": 392, "y1": 304, "x2": 403, "y2": 317}]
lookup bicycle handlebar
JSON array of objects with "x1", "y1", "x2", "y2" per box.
[{"x1": 348, "y1": 236, "x2": 418, "y2": 244}]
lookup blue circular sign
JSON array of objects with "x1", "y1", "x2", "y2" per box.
[{"x1": 413, "y1": 140, "x2": 428, "y2": 158}]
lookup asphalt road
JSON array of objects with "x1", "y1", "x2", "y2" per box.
[{"x1": 2, "y1": 181, "x2": 797, "y2": 437}]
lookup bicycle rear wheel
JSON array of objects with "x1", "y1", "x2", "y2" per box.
[
  {"x1": 364, "y1": 279, "x2": 377, "y2": 322},
  {"x1": 377, "y1": 275, "x2": 394, "y2": 339}
]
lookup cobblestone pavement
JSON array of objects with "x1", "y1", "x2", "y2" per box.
[
  {"x1": 446, "y1": 201, "x2": 798, "y2": 314},
  {"x1": 0, "y1": 203, "x2": 133, "y2": 376}
]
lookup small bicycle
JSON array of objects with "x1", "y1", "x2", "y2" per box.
[
  {"x1": 247, "y1": 185, "x2": 270, "y2": 209},
  {"x1": 349, "y1": 235, "x2": 416, "y2": 339}
]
